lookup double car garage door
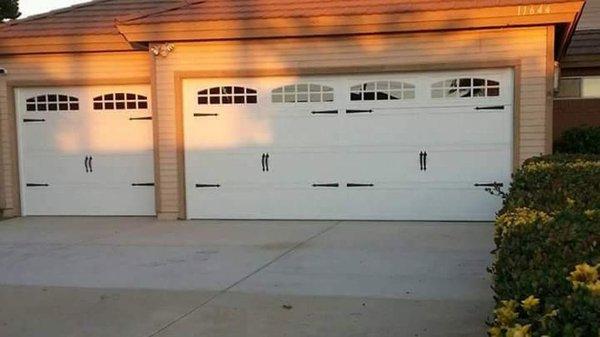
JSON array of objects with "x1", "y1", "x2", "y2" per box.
[
  {"x1": 183, "y1": 69, "x2": 514, "y2": 221},
  {"x1": 16, "y1": 70, "x2": 512, "y2": 220}
]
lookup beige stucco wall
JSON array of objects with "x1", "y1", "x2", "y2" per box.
[
  {"x1": 0, "y1": 51, "x2": 151, "y2": 217},
  {"x1": 153, "y1": 26, "x2": 553, "y2": 219}
]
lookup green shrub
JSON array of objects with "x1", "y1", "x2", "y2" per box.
[
  {"x1": 555, "y1": 126, "x2": 600, "y2": 155},
  {"x1": 489, "y1": 208, "x2": 599, "y2": 337},
  {"x1": 502, "y1": 155, "x2": 600, "y2": 213},
  {"x1": 492, "y1": 208, "x2": 599, "y2": 305},
  {"x1": 489, "y1": 154, "x2": 600, "y2": 337}
]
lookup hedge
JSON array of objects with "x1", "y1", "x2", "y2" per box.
[
  {"x1": 488, "y1": 155, "x2": 600, "y2": 337},
  {"x1": 501, "y1": 155, "x2": 600, "y2": 213},
  {"x1": 554, "y1": 126, "x2": 600, "y2": 155}
]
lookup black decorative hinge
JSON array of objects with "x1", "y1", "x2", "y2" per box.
[
  {"x1": 346, "y1": 109, "x2": 373, "y2": 114},
  {"x1": 419, "y1": 151, "x2": 428, "y2": 171},
  {"x1": 26, "y1": 183, "x2": 49, "y2": 187},
  {"x1": 23, "y1": 118, "x2": 45, "y2": 123},
  {"x1": 474, "y1": 182, "x2": 504, "y2": 188},
  {"x1": 196, "y1": 184, "x2": 221, "y2": 188},
  {"x1": 129, "y1": 116, "x2": 152, "y2": 121},
  {"x1": 132, "y1": 183, "x2": 155, "y2": 187},
  {"x1": 475, "y1": 105, "x2": 505, "y2": 110},
  {"x1": 347, "y1": 183, "x2": 374, "y2": 187},
  {"x1": 194, "y1": 113, "x2": 219, "y2": 117},
  {"x1": 312, "y1": 183, "x2": 339, "y2": 187},
  {"x1": 311, "y1": 110, "x2": 338, "y2": 115}
]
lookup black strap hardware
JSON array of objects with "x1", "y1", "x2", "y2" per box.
[
  {"x1": 26, "y1": 183, "x2": 49, "y2": 187},
  {"x1": 132, "y1": 183, "x2": 155, "y2": 187},
  {"x1": 196, "y1": 184, "x2": 221, "y2": 188},
  {"x1": 129, "y1": 116, "x2": 152, "y2": 121},
  {"x1": 312, "y1": 183, "x2": 339, "y2": 187},
  {"x1": 346, "y1": 109, "x2": 373, "y2": 114},
  {"x1": 311, "y1": 110, "x2": 338, "y2": 115},
  {"x1": 194, "y1": 113, "x2": 219, "y2": 117},
  {"x1": 23, "y1": 118, "x2": 45, "y2": 123},
  {"x1": 475, "y1": 105, "x2": 505, "y2": 110},
  {"x1": 347, "y1": 183, "x2": 374, "y2": 187}
]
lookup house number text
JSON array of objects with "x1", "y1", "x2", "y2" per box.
[{"x1": 517, "y1": 5, "x2": 551, "y2": 15}]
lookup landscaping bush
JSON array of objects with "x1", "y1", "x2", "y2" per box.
[
  {"x1": 554, "y1": 126, "x2": 600, "y2": 155},
  {"x1": 502, "y1": 155, "x2": 600, "y2": 213},
  {"x1": 488, "y1": 155, "x2": 600, "y2": 337}
]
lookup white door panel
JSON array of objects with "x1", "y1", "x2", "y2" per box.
[
  {"x1": 184, "y1": 69, "x2": 514, "y2": 220},
  {"x1": 16, "y1": 85, "x2": 155, "y2": 216}
]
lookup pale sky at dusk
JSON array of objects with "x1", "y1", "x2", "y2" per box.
[{"x1": 19, "y1": 0, "x2": 90, "y2": 18}]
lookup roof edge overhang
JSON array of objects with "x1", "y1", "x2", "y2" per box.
[
  {"x1": 0, "y1": 34, "x2": 144, "y2": 56},
  {"x1": 117, "y1": 1, "x2": 584, "y2": 54}
]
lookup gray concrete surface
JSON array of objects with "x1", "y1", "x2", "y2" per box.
[{"x1": 0, "y1": 217, "x2": 494, "y2": 337}]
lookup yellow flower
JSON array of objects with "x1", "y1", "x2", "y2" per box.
[
  {"x1": 488, "y1": 326, "x2": 503, "y2": 337},
  {"x1": 495, "y1": 300, "x2": 519, "y2": 327},
  {"x1": 568, "y1": 263, "x2": 599, "y2": 289},
  {"x1": 584, "y1": 209, "x2": 598, "y2": 219},
  {"x1": 521, "y1": 295, "x2": 540, "y2": 311},
  {"x1": 506, "y1": 324, "x2": 531, "y2": 337},
  {"x1": 566, "y1": 197, "x2": 575, "y2": 207},
  {"x1": 587, "y1": 280, "x2": 600, "y2": 297}
]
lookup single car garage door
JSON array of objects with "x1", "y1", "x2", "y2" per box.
[
  {"x1": 183, "y1": 69, "x2": 513, "y2": 221},
  {"x1": 16, "y1": 85, "x2": 155, "y2": 216}
]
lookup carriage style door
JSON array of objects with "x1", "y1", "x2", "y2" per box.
[
  {"x1": 182, "y1": 69, "x2": 514, "y2": 221},
  {"x1": 16, "y1": 85, "x2": 155, "y2": 216}
]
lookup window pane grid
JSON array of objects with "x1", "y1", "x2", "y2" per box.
[
  {"x1": 26, "y1": 94, "x2": 79, "y2": 112},
  {"x1": 93, "y1": 93, "x2": 148, "y2": 110},
  {"x1": 198, "y1": 86, "x2": 258, "y2": 105},
  {"x1": 350, "y1": 81, "x2": 415, "y2": 101},
  {"x1": 431, "y1": 78, "x2": 500, "y2": 98},
  {"x1": 272, "y1": 84, "x2": 334, "y2": 103}
]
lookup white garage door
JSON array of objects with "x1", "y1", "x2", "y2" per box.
[
  {"x1": 183, "y1": 69, "x2": 513, "y2": 220},
  {"x1": 16, "y1": 85, "x2": 155, "y2": 216}
]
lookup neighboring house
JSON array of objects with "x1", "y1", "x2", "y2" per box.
[
  {"x1": 0, "y1": 0, "x2": 585, "y2": 221},
  {"x1": 555, "y1": 0, "x2": 600, "y2": 139}
]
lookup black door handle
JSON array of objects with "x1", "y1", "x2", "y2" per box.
[
  {"x1": 419, "y1": 151, "x2": 428, "y2": 171},
  {"x1": 89, "y1": 156, "x2": 93, "y2": 172},
  {"x1": 261, "y1": 153, "x2": 266, "y2": 172},
  {"x1": 84, "y1": 156, "x2": 90, "y2": 173},
  {"x1": 265, "y1": 153, "x2": 270, "y2": 172}
]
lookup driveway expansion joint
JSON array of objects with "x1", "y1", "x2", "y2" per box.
[{"x1": 145, "y1": 221, "x2": 342, "y2": 337}]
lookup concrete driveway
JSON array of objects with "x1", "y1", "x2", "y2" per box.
[{"x1": 0, "y1": 217, "x2": 494, "y2": 337}]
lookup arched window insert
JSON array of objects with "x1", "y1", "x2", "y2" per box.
[
  {"x1": 431, "y1": 78, "x2": 500, "y2": 98},
  {"x1": 350, "y1": 81, "x2": 415, "y2": 101},
  {"x1": 26, "y1": 94, "x2": 79, "y2": 112},
  {"x1": 272, "y1": 84, "x2": 334, "y2": 103},
  {"x1": 93, "y1": 93, "x2": 148, "y2": 110},
  {"x1": 198, "y1": 86, "x2": 258, "y2": 105}
]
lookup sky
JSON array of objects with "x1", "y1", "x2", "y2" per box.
[{"x1": 19, "y1": 0, "x2": 90, "y2": 18}]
